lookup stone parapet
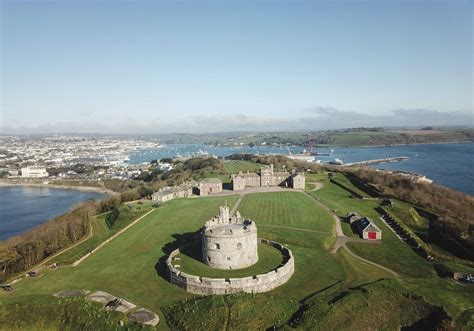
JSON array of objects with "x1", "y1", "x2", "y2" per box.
[{"x1": 166, "y1": 239, "x2": 294, "y2": 295}]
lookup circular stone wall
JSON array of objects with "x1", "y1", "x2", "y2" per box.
[
  {"x1": 166, "y1": 238, "x2": 294, "y2": 295},
  {"x1": 202, "y1": 223, "x2": 258, "y2": 270}
]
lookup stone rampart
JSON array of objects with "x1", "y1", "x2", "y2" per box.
[{"x1": 166, "y1": 239, "x2": 294, "y2": 295}]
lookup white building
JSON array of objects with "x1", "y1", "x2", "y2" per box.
[{"x1": 21, "y1": 167, "x2": 49, "y2": 178}]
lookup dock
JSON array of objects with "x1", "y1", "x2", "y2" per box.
[{"x1": 345, "y1": 156, "x2": 409, "y2": 167}]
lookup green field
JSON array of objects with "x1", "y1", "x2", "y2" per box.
[
  {"x1": 238, "y1": 191, "x2": 334, "y2": 234},
  {"x1": 1, "y1": 182, "x2": 472, "y2": 330},
  {"x1": 177, "y1": 242, "x2": 284, "y2": 278},
  {"x1": 50, "y1": 203, "x2": 153, "y2": 265}
]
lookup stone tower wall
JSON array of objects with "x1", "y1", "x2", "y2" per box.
[{"x1": 202, "y1": 231, "x2": 258, "y2": 269}]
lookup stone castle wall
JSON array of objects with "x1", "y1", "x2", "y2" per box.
[
  {"x1": 167, "y1": 239, "x2": 294, "y2": 295},
  {"x1": 202, "y1": 230, "x2": 258, "y2": 269}
]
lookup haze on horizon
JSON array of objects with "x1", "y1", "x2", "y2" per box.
[{"x1": 1, "y1": 0, "x2": 472, "y2": 134}]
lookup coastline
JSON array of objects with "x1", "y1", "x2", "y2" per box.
[
  {"x1": 195, "y1": 140, "x2": 474, "y2": 151},
  {"x1": 0, "y1": 180, "x2": 115, "y2": 196},
  {"x1": 334, "y1": 140, "x2": 473, "y2": 149}
]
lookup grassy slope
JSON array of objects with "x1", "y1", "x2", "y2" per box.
[
  {"x1": 307, "y1": 172, "x2": 474, "y2": 322},
  {"x1": 50, "y1": 203, "x2": 153, "y2": 265},
  {"x1": 233, "y1": 129, "x2": 473, "y2": 147},
  {"x1": 177, "y1": 243, "x2": 283, "y2": 278},
  {"x1": 296, "y1": 279, "x2": 439, "y2": 330},
  {"x1": 0, "y1": 294, "x2": 139, "y2": 330},
  {"x1": 385, "y1": 201, "x2": 429, "y2": 235},
  {"x1": 306, "y1": 173, "x2": 435, "y2": 277}
]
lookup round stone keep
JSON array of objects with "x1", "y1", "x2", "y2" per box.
[{"x1": 202, "y1": 206, "x2": 258, "y2": 270}]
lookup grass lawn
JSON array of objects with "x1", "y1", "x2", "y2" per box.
[
  {"x1": 238, "y1": 191, "x2": 335, "y2": 233},
  {"x1": 50, "y1": 203, "x2": 153, "y2": 265},
  {"x1": 177, "y1": 242, "x2": 284, "y2": 278}
]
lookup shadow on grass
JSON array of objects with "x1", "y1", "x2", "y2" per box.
[
  {"x1": 154, "y1": 231, "x2": 200, "y2": 281},
  {"x1": 287, "y1": 280, "x2": 342, "y2": 328},
  {"x1": 342, "y1": 216, "x2": 361, "y2": 236}
]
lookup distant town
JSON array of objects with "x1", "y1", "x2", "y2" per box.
[{"x1": 0, "y1": 135, "x2": 162, "y2": 181}]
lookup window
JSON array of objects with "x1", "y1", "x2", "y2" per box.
[
  {"x1": 207, "y1": 257, "x2": 211, "y2": 262},
  {"x1": 237, "y1": 243, "x2": 242, "y2": 249},
  {"x1": 213, "y1": 243, "x2": 220, "y2": 250},
  {"x1": 227, "y1": 257, "x2": 231, "y2": 261}
]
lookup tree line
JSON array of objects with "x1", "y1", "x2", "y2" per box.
[{"x1": 341, "y1": 167, "x2": 474, "y2": 261}]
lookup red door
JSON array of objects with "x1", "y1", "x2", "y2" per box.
[{"x1": 368, "y1": 232, "x2": 377, "y2": 240}]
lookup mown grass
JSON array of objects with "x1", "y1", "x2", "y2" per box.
[
  {"x1": 238, "y1": 191, "x2": 334, "y2": 233},
  {"x1": 50, "y1": 203, "x2": 153, "y2": 265},
  {"x1": 177, "y1": 242, "x2": 284, "y2": 278}
]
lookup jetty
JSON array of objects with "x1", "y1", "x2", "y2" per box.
[{"x1": 345, "y1": 156, "x2": 409, "y2": 167}]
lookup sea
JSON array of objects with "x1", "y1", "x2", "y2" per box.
[
  {"x1": 0, "y1": 187, "x2": 105, "y2": 241},
  {"x1": 129, "y1": 142, "x2": 474, "y2": 196}
]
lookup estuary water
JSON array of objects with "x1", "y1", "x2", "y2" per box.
[
  {"x1": 129, "y1": 142, "x2": 474, "y2": 195},
  {"x1": 0, "y1": 187, "x2": 105, "y2": 241}
]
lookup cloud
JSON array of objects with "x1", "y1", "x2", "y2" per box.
[{"x1": 0, "y1": 108, "x2": 472, "y2": 134}]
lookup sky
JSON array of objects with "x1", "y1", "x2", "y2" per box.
[{"x1": 1, "y1": 0, "x2": 472, "y2": 134}]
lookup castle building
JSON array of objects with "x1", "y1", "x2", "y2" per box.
[
  {"x1": 201, "y1": 206, "x2": 258, "y2": 270},
  {"x1": 231, "y1": 164, "x2": 305, "y2": 190},
  {"x1": 151, "y1": 182, "x2": 194, "y2": 203},
  {"x1": 198, "y1": 178, "x2": 223, "y2": 196}
]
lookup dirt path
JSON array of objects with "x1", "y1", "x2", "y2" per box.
[
  {"x1": 303, "y1": 192, "x2": 345, "y2": 254},
  {"x1": 229, "y1": 194, "x2": 243, "y2": 216},
  {"x1": 307, "y1": 182, "x2": 323, "y2": 191}
]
